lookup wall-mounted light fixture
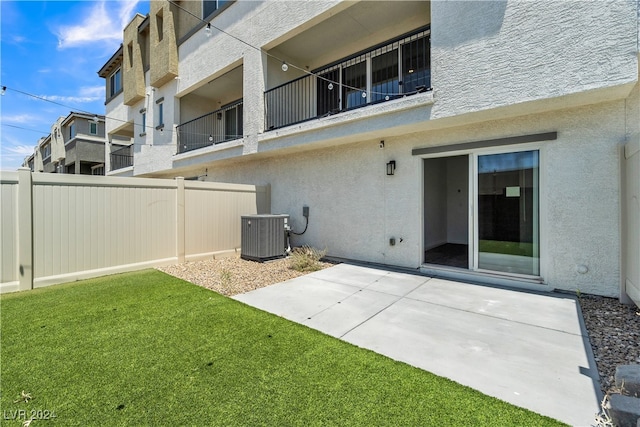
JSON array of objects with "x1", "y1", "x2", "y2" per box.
[
  {"x1": 1, "y1": 86, "x2": 6, "y2": 96},
  {"x1": 379, "y1": 140, "x2": 385, "y2": 149},
  {"x1": 386, "y1": 160, "x2": 396, "y2": 176},
  {"x1": 281, "y1": 62, "x2": 288, "y2": 72},
  {"x1": 205, "y1": 23, "x2": 212, "y2": 37}
]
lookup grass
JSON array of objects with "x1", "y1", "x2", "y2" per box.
[
  {"x1": 479, "y1": 240, "x2": 535, "y2": 257},
  {"x1": 0, "y1": 270, "x2": 565, "y2": 426}
]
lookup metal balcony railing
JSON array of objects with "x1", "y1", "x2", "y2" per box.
[
  {"x1": 176, "y1": 100, "x2": 243, "y2": 154},
  {"x1": 265, "y1": 27, "x2": 431, "y2": 131},
  {"x1": 110, "y1": 144, "x2": 133, "y2": 171}
]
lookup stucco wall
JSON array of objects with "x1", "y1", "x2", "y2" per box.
[
  {"x1": 430, "y1": 0, "x2": 638, "y2": 119},
  {"x1": 132, "y1": 80, "x2": 178, "y2": 175},
  {"x1": 201, "y1": 99, "x2": 626, "y2": 297}
]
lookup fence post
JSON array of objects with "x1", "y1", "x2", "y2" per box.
[
  {"x1": 176, "y1": 177, "x2": 185, "y2": 263},
  {"x1": 17, "y1": 168, "x2": 33, "y2": 291}
]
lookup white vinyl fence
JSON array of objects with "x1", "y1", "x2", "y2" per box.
[
  {"x1": 0, "y1": 169, "x2": 270, "y2": 293},
  {"x1": 623, "y1": 140, "x2": 640, "y2": 307}
]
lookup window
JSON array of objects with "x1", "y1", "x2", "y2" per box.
[
  {"x1": 140, "y1": 111, "x2": 147, "y2": 135},
  {"x1": 402, "y1": 35, "x2": 431, "y2": 93},
  {"x1": 157, "y1": 102, "x2": 164, "y2": 128},
  {"x1": 371, "y1": 48, "x2": 399, "y2": 103},
  {"x1": 317, "y1": 68, "x2": 339, "y2": 116},
  {"x1": 140, "y1": 28, "x2": 150, "y2": 70},
  {"x1": 42, "y1": 143, "x2": 51, "y2": 159},
  {"x1": 224, "y1": 103, "x2": 242, "y2": 140},
  {"x1": 156, "y1": 11, "x2": 164, "y2": 42},
  {"x1": 69, "y1": 122, "x2": 76, "y2": 139},
  {"x1": 127, "y1": 42, "x2": 134, "y2": 69},
  {"x1": 203, "y1": 0, "x2": 230, "y2": 18},
  {"x1": 342, "y1": 59, "x2": 367, "y2": 110},
  {"x1": 90, "y1": 121, "x2": 98, "y2": 135},
  {"x1": 109, "y1": 68, "x2": 122, "y2": 97}
]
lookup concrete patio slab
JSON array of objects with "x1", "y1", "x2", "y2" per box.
[
  {"x1": 305, "y1": 288, "x2": 400, "y2": 337},
  {"x1": 233, "y1": 263, "x2": 602, "y2": 426},
  {"x1": 308, "y1": 263, "x2": 391, "y2": 288},
  {"x1": 238, "y1": 276, "x2": 361, "y2": 322},
  {"x1": 343, "y1": 297, "x2": 598, "y2": 426},
  {"x1": 407, "y1": 277, "x2": 585, "y2": 335}
]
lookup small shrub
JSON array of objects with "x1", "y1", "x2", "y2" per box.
[
  {"x1": 289, "y1": 246, "x2": 327, "y2": 272},
  {"x1": 219, "y1": 269, "x2": 232, "y2": 286}
]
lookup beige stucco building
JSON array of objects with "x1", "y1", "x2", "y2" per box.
[{"x1": 99, "y1": 0, "x2": 640, "y2": 304}]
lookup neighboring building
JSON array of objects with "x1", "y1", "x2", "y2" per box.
[
  {"x1": 24, "y1": 153, "x2": 35, "y2": 172},
  {"x1": 99, "y1": 1, "x2": 640, "y2": 302},
  {"x1": 23, "y1": 112, "x2": 107, "y2": 175}
]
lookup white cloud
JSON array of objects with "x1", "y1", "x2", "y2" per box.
[
  {"x1": 38, "y1": 86, "x2": 105, "y2": 104},
  {"x1": 41, "y1": 94, "x2": 101, "y2": 104},
  {"x1": 56, "y1": 1, "x2": 139, "y2": 49},
  {"x1": 2, "y1": 114, "x2": 39, "y2": 124},
  {"x1": 4, "y1": 144, "x2": 35, "y2": 156},
  {"x1": 79, "y1": 86, "x2": 104, "y2": 98}
]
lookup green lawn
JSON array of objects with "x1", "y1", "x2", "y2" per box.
[
  {"x1": 1, "y1": 270, "x2": 564, "y2": 426},
  {"x1": 479, "y1": 240, "x2": 535, "y2": 257}
]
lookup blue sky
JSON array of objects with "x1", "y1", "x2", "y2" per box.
[{"x1": 0, "y1": 0, "x2": 150, "y2": 170}]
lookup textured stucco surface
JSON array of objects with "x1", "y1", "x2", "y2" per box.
[
  {"x1": 149, "y1": 1, "x2": 178, "y2": 88},
  {"x1": 430, "y1": 0, "x2": 638, "y2": 119},
  {"x1": 123, "y1": 14, "x2": 146, "y2": 106}
]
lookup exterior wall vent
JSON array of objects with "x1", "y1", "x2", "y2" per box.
[{"x1": 241, "y1": 214, "x2": 289, "y2": 262}]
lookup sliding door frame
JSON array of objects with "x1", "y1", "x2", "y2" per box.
[{"x1": 421, "y1": 141, "x2": 547, "y2": 282}]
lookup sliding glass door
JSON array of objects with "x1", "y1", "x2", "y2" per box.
[
  {"x1": 423, "y1": 148, "x2": 541, "y2": 278},
  {"x1": 476, "y1": 150, "x2": 540, "y2": 276}
]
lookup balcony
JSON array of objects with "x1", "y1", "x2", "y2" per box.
[
  {"x1": 265, "y1": 27, "x2": 431, "y2": 131},
  {"x1": 110, "y1": 144, "x2": 133, "y2": 171},
  {"x1": 176, "y1": 100, "x2": 243, "y2": 154}
]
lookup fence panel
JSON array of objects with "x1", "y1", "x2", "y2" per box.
[
  {"x1": 0, "y1": 170, "x2": 270, "y2": 292},
  {"x1": 184, "y1": 182, "x2": 267, "y2": 259},
  {"x1": 32, "y1": 175, "x2": 177, "y2": 283},
  {"x1": 0, "y1": 172, "x2": 19, "y2": 289},
  {"x1": 624, "y1": 140, "x2": 640, "y2": 307}
]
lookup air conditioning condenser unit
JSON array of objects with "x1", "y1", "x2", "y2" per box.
[{"x1": 240, "y1": 214, "x2": 289, "y2": 262}]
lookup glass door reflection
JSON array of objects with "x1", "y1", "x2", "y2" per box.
[{"x1": 477, "y1": 151, "x2": 540, "y2": 276}]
